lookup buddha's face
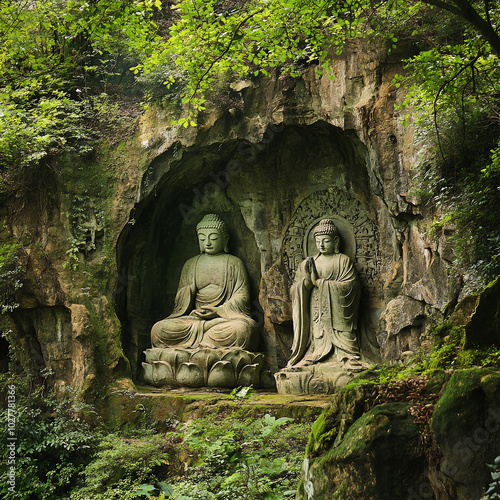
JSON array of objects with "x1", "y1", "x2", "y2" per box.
[
  {"x1": 197, "y1": 228, "x2": 226, "y2": 255},
  {"x1": 315, "y1": 234, "x2": 339, "y2": 255}
]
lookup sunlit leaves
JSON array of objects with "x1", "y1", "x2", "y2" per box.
[
  {"x1": 0, "y1": 0, "x2": 159, "y2": 192},
  {"x1": 128, "y1": 0, "x2": 500, "y2": 128},
  {"x1": 134, "y1": 0, "x2": 370, "y2": 120},
  {"x1": 0, "y1": 0, "x2": 157, "y2": 86},
  {"x1": 399, "y1": 26, "x2": 500, "y2": 143}
]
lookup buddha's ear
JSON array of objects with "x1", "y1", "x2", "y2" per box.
[
  {"x1": 224, "y1": 235, "x2": 229, "y2": 253},
  {"x1": 334, "y1": 235, "x2": 341, "y2": 254},
  {"x1": 197, "y1": 233, "x2": 205, "y2": 254}
]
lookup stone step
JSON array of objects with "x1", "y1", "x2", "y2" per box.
[{"x1": 101, "y1": 387, "x2": 332, "y2": 431}]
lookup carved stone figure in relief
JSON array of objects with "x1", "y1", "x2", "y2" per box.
[
  {"x1": 151, "y1": 214, "x2": 259, "y2": 351},
  {"x1": 289, "y1": 218, "x2": 361, "y2": 368}
]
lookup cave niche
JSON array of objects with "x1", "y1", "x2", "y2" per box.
[{"x1": 116, "y1": 121, "x2": 376, "y2": 381}]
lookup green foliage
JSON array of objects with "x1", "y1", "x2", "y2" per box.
[
  {"x1": 134, "y1": 0, "x2": 373, "y2": 120},
  {"x1": 61, "y1": 410, "x2": 308, "y2": 500},
  {"x1": 0, "y1": 0, "x2": 159, "y2": 196},
  {"x1": 0, "y1": 375, "x2": 100, "y2": 500},
  {"x1": 165, "y1": 412, "x2": 305, "y2": 499},
  {"x1": 132, "y1": 0, "x2": 500, "y2": 122},
  {"x1": 0, "y1": 88, "x2": 95, "y2": 167},
  {"x1": 0, "y1": 241, "x2": 25, "y2": 313},
  {"x1": 346, "y1": 318, "x2": 500, "y2": 395},
  {"x1": 483, "y1": 455, "x2": 500, "y2": 499},
  {"x1": 427, "y1": 136, "x2": 500, "y2": 283},
  {"x1": 229, "y1": 385, "x2": 255, "y2": 400},
  {"x1": 70, "y1": 431, "x2": 173, "y2": 500},
  {"x1": 136, "y1": 481, "x2": 173, "y2": 498}
]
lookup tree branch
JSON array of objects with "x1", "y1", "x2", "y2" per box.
[
  {"x1": 451, "y1": 0, "x2": 500, "y2": 57},
  {"x1": 417, "y1": 0, "x2": 500, "y2": 57},
  {"x1": 419, "y1": 0, "x2": 464, "y2": 19},
  {"x1": 189, "y1": 9, "x2": 264, "y2": 102},
  {"x1": 433, "y1": 53, "x2": 481, "y2": 161}
]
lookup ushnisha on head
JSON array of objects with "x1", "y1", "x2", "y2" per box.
[
  {"x1": 313, "y1": 219, "x2": 340, "y2": 255},
  {"x1": 196, "y1": 214, "x2": 229, "y2": 254}
]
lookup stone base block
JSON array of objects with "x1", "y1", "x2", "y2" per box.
[
  {"x1": 274, "y1": 362, "x2": 367, "y2": 395},
  {"x1": 142, "y1": 347, "x2": 269, "y2": 389}
]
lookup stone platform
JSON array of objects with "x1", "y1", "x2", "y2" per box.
[{"x1": 101, "y1": 386, "x2": 332, "y2": 431}]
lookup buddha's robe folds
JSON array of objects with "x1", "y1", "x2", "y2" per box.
[
  {"x1": 288, "y1": 253, "x2": 360, "y2": 366},
  {"x1": 151, "y1": 254, "x2": 258, "y2": 350}
]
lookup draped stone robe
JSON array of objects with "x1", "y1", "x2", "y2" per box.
[
  {"x1": 151, "y1": 253, "x2": 258, "y2": 350},
  {"x1": 288, "y1": 252, "x2": 360, "y2": 366}
]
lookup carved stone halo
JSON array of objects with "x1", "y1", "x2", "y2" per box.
[
  {"x1": 304, "y1": 215, "x2": 356, "y2": 260},
  {"x1": 281, "y1": 189, "x2": 381, "y2": 291}
]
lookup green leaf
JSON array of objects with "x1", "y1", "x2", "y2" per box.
[
  {"x1": 158, "y1": 482, "x2": 174, "y2": 495},
  {"x1": 135, "y1": 483, "x2": 157, "y2": 496}
]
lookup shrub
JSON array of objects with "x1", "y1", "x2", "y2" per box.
[
  {"x1": 70, "y1": 432, "x2": 175, "y2": 500},
  {"x1": 0, "y1": 375, "x2": 99, "y2": 499}
]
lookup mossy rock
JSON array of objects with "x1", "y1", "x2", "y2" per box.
[
  {"x1": 305, "y1": 384, "x2": 370, "y2": 457},
  {"x1": 298, "y1": 401, "x2": 425, "y2": 499},
  {"x1": 430, "y1": 367, "x2": 500, "y2": 499},
  {"x1": 452, "y1": 276, "x2": 500, "y2": 349},
  {"x1": 99, "y1": 388, "x2": 329, "y2": 431}
]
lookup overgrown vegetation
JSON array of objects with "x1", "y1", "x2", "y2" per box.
[
  {"x1": 134, "y1": 0, "x2": 500, "y2": 117},
  {"x1": 159, "y1": 413, "x2": 304, "y2": 499},
  {"x1": 70, "y1": 432, "x2": 174, "y2": 500},
  {"x1": 350, "y1": 321, "x2": 500, "y2": 392},
  {"x1": 483, "y1": 455, "x2": 500, "y2": 499},
  {"x1": 0, "y1": 374, "x2": 100, "y2": 499},
  {"x1": 0, "y1": 0, "x2": 160, "y2": 197},
  {"x1": 396, "y1": 14, "x2": 500, "y2": 284},
  {"x1": 69, "y1": 411, "x2": 308, "y2": 500},
  {"x1": 0, "y1": 366, "x2": 311, "y2": 499}
]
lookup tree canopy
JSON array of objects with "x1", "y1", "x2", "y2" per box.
[
  {"x1": 134, "y1": 0, "x2": 500, "y2": 123},
  {"x1": 0, "y1": 0, "x2": 159, "y2": 192}
]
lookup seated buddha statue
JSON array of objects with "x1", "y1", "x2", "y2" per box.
[{"x1": 151, "y1": 214, "x2": 259, "y2": 350}]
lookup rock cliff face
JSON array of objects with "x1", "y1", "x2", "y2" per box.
[
  {"x1": 295, "y1": 367, "x2": 500, "y2": 500},
  {"x1": 5, "y1": 40, "x2": 453, "y2": 392}
]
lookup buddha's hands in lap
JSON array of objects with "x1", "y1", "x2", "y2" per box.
[{"x1": 191, "y1": 306, "x2": 219, "y2": 319}]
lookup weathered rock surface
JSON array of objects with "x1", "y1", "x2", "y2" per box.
[
  {"x1": 451, "y1": 276, "x2": 500, "y2": 349},
  {"x1": 100, "y1": 388, "x2": 331, "y2": 432},
  {"x1": 300, "y1": 402, "x2": 426, "y2": 499},
  {"x1": 430, "y1": 368, "x2": 500, "y2": 500}
]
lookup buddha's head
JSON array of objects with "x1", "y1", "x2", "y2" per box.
[
  {"x1": 196, "y1": 214, "x2": 229, "y2": 255},
  {"x1": 313, "y1": 219, "x2": 340, "y2": 255}
]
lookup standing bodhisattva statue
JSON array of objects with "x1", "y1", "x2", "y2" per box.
[
  {"x1": 288, "y1": 218, "x2": 361, "y2": 367},
  {"x1": 151, "y1": 214, "x2": 258, "y2": 350}
]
